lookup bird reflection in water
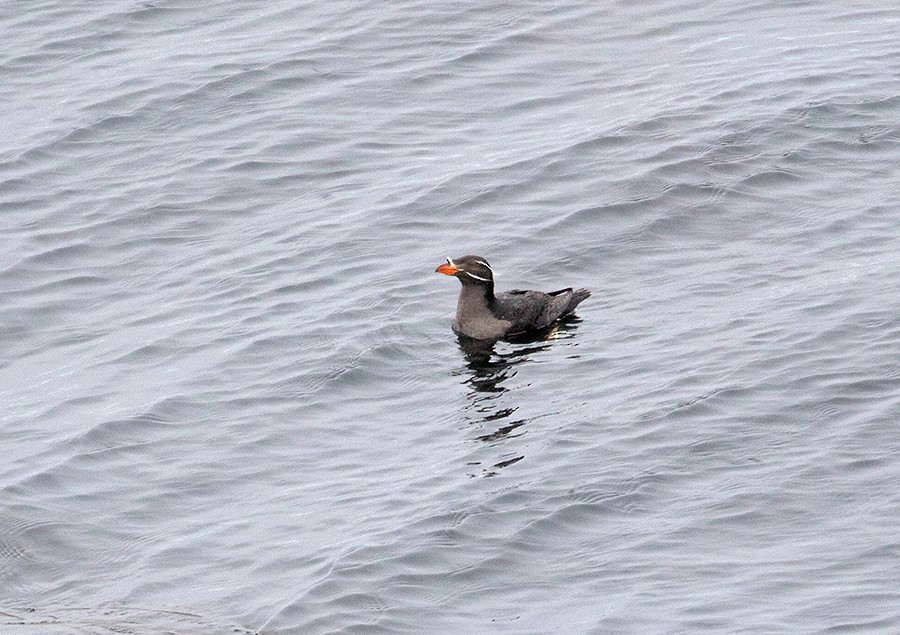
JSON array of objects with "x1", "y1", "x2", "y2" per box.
[{"x1": 452, "y1": 318, "x2": 583, "y2": 477}]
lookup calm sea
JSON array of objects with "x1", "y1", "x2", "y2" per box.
[{"x1": 2, "y1": 1, "x2": 899, "y2": 633}]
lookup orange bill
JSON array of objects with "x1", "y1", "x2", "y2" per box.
[{"x1": 435, "y1": 263, "x2": 459, "y2": 275}]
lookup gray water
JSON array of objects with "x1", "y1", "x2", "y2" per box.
[{"x1": 2, "y1": 1, "x2": 900, "y2": 633}]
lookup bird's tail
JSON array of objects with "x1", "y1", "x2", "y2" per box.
[{"x1": 566, "y1": 288, "x2": 591, "y2": 314}]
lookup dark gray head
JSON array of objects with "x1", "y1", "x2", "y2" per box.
[{"x1": 435, "y1": 255, "x2": 495, "y2": 288}]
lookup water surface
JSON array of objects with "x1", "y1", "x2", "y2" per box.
[{"x1": 2, "y1": 1, "x2": 900, "y2": 633}]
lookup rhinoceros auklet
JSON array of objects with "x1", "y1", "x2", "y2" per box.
[{"x1": 436, "y1": 255, "x2": 590, "y2": 340}]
